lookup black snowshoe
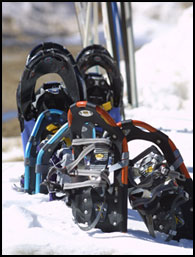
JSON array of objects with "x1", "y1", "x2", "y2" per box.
[
  {"x1": 76, "y1": 44, "x2": 124, "y2": 122},
  {"x1": 119, "y1": 119, "x2": 193, "y2": 241},
  {"x1": 43, "y1": 101, "x2": 129, "y2": 232},
  {"x1": 16, "y1": 42, "x2": 86, "y2": 194}
]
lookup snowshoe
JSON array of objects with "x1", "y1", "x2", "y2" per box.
[
  {"x1": 43, "y1": 101, "x2": 129, "y2": 232},
  {"x1": 118, "y1": 119, "x2": 193, "y2": 241},
  {"x1": 16, "y1": 42, "x2": 86, "y2": 194},
  {"x1": 76, "y1": 44, "x2": 124, "y2": 122}
]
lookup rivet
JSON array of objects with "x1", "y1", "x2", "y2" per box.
[
  {"x1": 159, "y1": 225, "x2": 164, "y2": 230},
  {"x1": 112, "y1": 134, "x2": 117, "y2": 139}
]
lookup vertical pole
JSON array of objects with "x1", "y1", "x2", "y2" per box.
[
  {"x1": 106, "y1": 2, "x2": 118, "y2": 62},
  {"x1": 111, "y1": 2, "x2": 121, "y2": 68},
  {"x1": 93, "y1": 2, "x2": 99, "y2": 44},
  {"x1": 83, "y1": 2, "x2": 93, "y2": 47},
  {"x1": 121, "y1": 2, "x2": 138, "y2": 107},
  {"x1": 74, "y1": 2, "x2": 86, "y2": 46},
  {"x1": 101, "y1": 2, "x2": 114, "y2": 57}
]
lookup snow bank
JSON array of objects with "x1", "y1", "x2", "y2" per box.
[
  {"x1": 135, "y1": 6, "x2": 193, "y2": 113},
  {"x1": 2, "y1": 2, "x2": 77, "y2": 36}
]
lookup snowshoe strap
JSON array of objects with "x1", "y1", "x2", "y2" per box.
[
  {"x1": 71, "y1": 138, "x2": 112, "y2": 146},
  {"x1": 75, "y1": 202, "x2": 106, "y2": 231},
  {"x1": 109, "y1": 152, "x2": 129, "y2": 172}
]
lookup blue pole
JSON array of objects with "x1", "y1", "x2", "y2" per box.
[{"x1": 111, "y1": 2, "x2": 120, "y2": 67}]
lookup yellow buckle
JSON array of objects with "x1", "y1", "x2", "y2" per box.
[
  {"x1": 46, "y1": 124, "x2": 59, "y2": 133},
  {"x1": 101, "y1": 101, "x2": 112, "y2": 111}
]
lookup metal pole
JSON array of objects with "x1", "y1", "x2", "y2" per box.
[
  {"x1": 121, "y1": 2, "x2": 138, "y2": 107},
  {"x1": 101, "y1": 2, "x2": 113, "y2": 57},
  {"x1": 93, "y1": 2, "x2": 99, "y2": 44},
  {"x1": 83, "y1": 2, "x2": 93, "y2": 47}
]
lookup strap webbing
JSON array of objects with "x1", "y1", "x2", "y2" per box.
[{"x1": 109, "y1": 152, "x2": 129, "y2": 172}]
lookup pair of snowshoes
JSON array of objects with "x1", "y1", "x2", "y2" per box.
[{"x1": 16, "y1": 42, "x2": 193, "y2": 241}]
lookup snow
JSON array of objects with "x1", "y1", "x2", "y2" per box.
[
  {"x1": 2, "y1": 4, "x2": 193, "y2": 256},
  {"x1": 134, "y1": 6, "x2": 193, "y2": 113},
  {"x1": 2, "y1": 159, "x2": 193, "y2": 255}
]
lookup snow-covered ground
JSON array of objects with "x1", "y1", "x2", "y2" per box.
[
  {"x1": 2, "y1": 161, "x2": 193, "y2": 255},
  {"x1": 2, "y1": 107, "x2": 193, "y2": 255},
  {"x1": 2, "y1": 4, "x2": 193, "y2": 256}
]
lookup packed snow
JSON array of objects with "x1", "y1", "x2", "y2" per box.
[{"x1": 2, "y1": 4, "x2": 193, "y2": 255}]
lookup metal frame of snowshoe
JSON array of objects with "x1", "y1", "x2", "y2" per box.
[
  {"x1": 35, "y1": 122, "x2": 70, "y2": 194},
  {"x1": 24, "y1": 109, "x2": 67, "y2": 194}
]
